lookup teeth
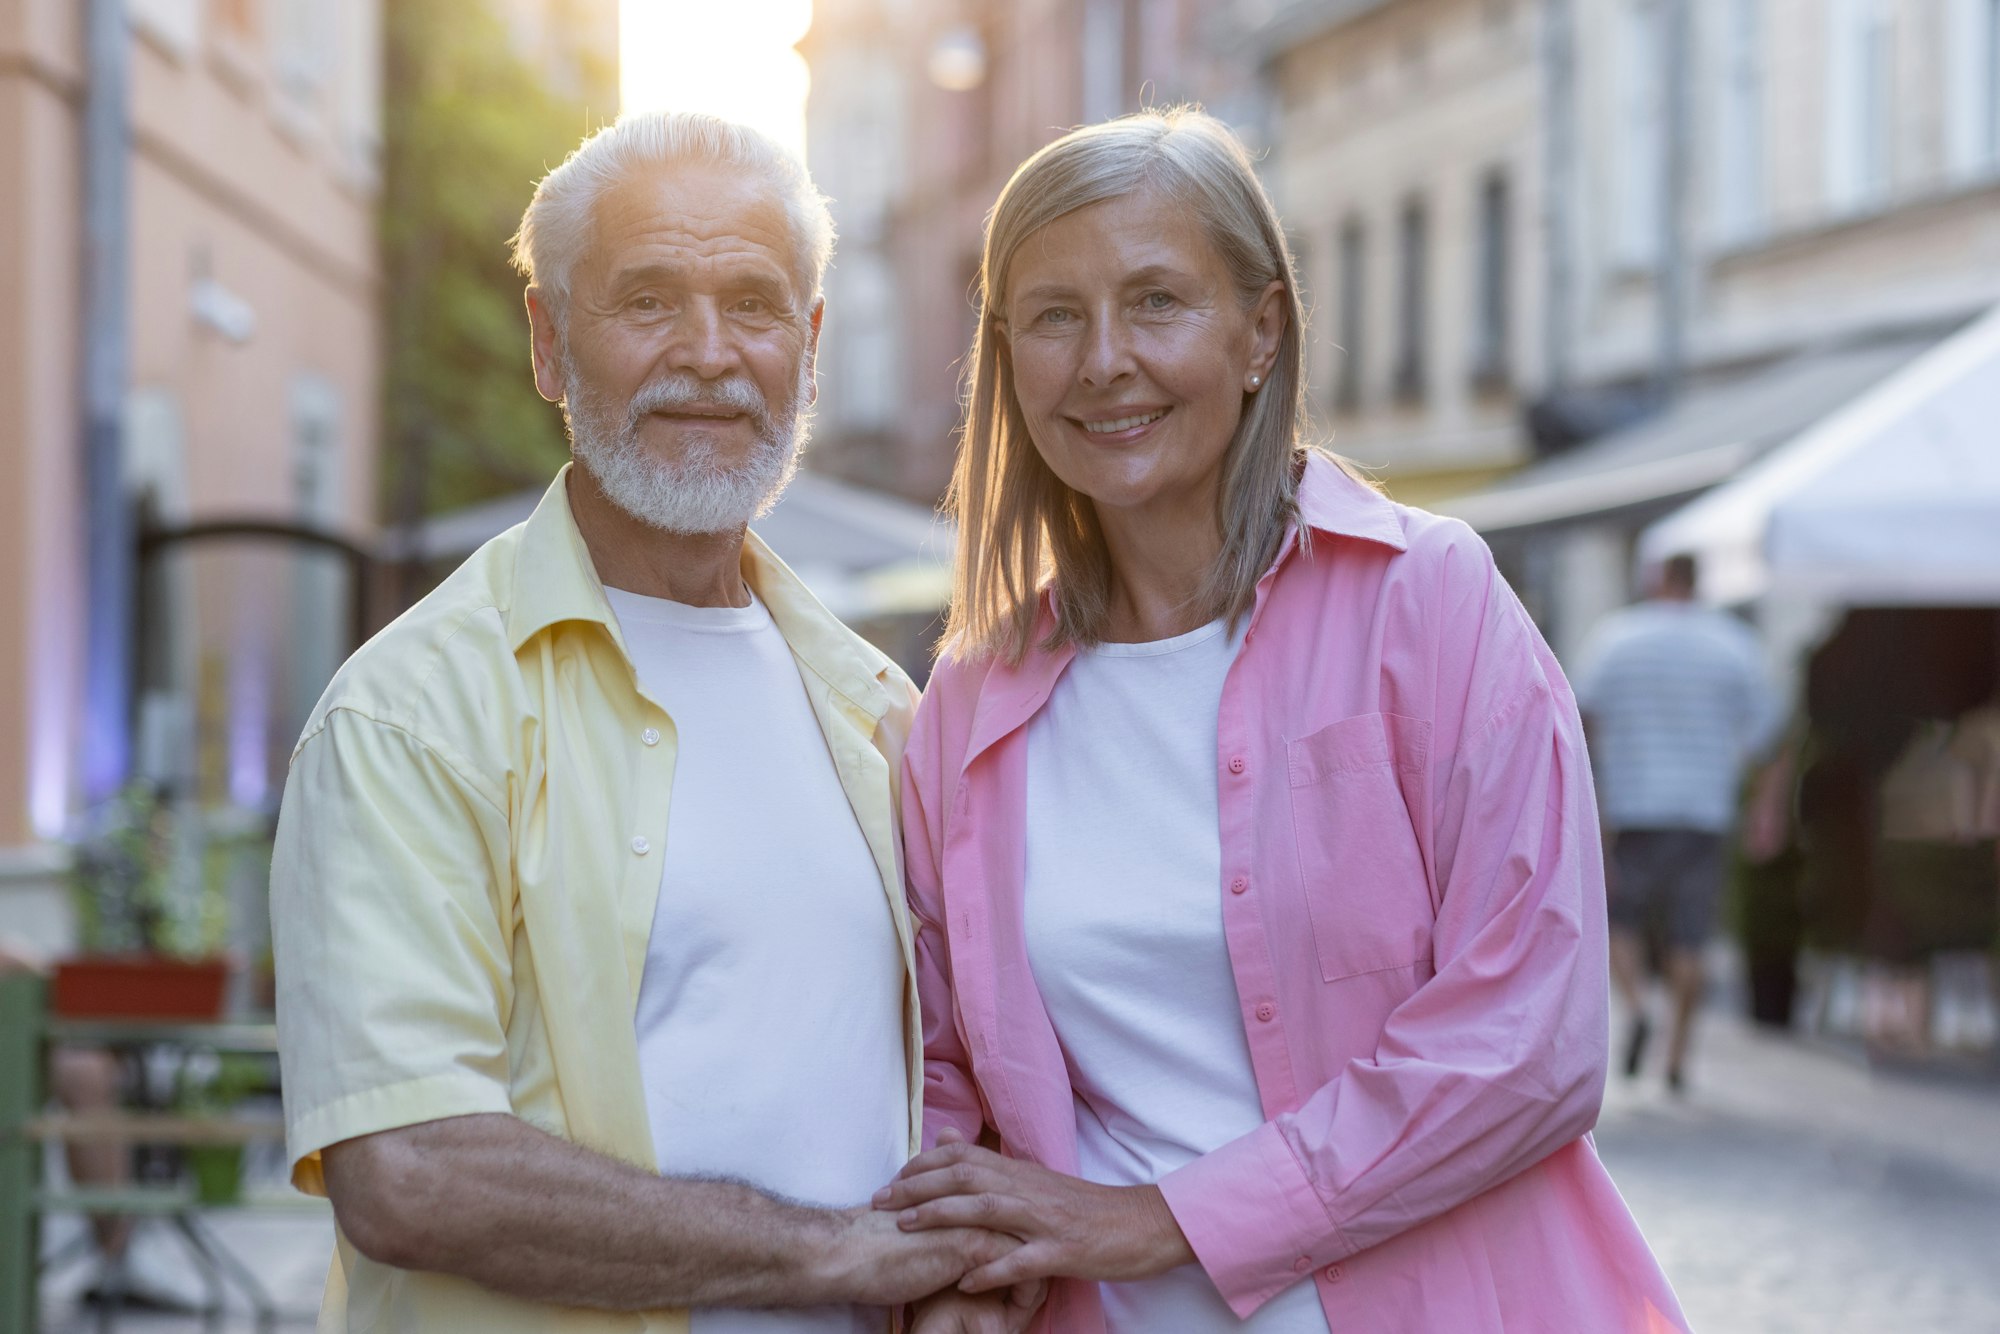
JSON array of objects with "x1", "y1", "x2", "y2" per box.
[{"x1": 1082, "y1": 411, "x2": 1165, "y2": 434}]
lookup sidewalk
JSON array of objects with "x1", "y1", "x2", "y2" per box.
[
  {"x1": 1597, "y1": 1007, "x2": 2000, "y2": 1334},
  {"x1": 34, "y1": 1008, "x2": 2000, "y2": 1333}
]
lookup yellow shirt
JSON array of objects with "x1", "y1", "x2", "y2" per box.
[{"x1": 270, "y1": 467, "x2": 922, "y2": 1333}]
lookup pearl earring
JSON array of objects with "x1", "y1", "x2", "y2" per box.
[{"x1": 1249, "y1": 374, "x2": 1262, "y2": 388}]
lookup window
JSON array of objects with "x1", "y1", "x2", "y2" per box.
[
  {"x1": 1615, "y1": 0, "x2": 1666, "y2": 266},
  {"x1": 129, "y1": 0, "x2": 201, "y2": 58},
  {"x1": 1393, "y1": 199, "x2": 1428, "y2": 406},
  {"x1": 1946, "y1": 0, "x2": 2000, "y2": 179},
  {"x1": 1712, "y1": 0, "x2": 1766, "y2": 245},
  {"x1": 1335, "y1": 218, "x2": 1366, "y2": 413},
  {"x1": 271, "y1": 0, "x2": 334, "y2": 106},
  {"x1": 1472, "y1": 170, "x2": 1511, "y2": 391},
  {"x1": 1825, "y1": 0, "x2": 1894, "y2": 213}
]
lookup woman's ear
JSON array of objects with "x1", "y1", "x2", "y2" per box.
[{"x1": 1246, "y1": 278, "x2": 1287, "y2": 383}]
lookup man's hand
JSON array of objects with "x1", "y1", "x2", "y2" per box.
[
  {"x1": 813, "y1": 1207, "x2": 1019, "y2": 1308},
  {"x1": 872, "y1": 1129, "x2": 1193, "y2": 1294},
  {"x1": 909, "y1": 1282, "x2": 1046, "y2": 1334}
]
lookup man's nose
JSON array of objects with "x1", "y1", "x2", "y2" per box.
[{"x1": 665, "y1": 300, "x2": 742, "y2": 380}]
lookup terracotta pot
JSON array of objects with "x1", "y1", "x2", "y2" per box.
[{"x1": 50, "y1": 955, "x2": 230, "y2": 1020}]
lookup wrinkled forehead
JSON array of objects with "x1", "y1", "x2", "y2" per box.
[{"x1": 582, "y1": 164, "x2": 802, "y2": 298}]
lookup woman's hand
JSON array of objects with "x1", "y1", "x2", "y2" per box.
[
  {"x1": 908, "y1": 1282, "x2": 1047, "y2": 1333},
  {"x1": 874, "y1": 1129, "x2": 1195, "y2": 1294}
]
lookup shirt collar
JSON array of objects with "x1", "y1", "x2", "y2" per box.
[
  {"x1": 505, "y1": 464, "x2": 894, "y2": 719},
  {"x1": 1291, "y1": 449, "x2": 1409, "y2": 552}
]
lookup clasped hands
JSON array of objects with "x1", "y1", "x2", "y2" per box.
[{"x1": 870, "y1": 1127, "x2": 1196, "y2": 1332}]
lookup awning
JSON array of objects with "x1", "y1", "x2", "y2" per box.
[
  {"x1": 393, "y1": 469, "x2": 956, "y2": 623},
  {"x1": 1640, "y1": 303, "x2": 2000, "y2": 607},
  {"x1": 1438, "y1": 336, "x2": 1938, "y2": 534}
]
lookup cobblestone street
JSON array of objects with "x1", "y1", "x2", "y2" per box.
[
  {"x1": 35, "y1": 1007, "x2": 2000, "y2": 1333},
  {"x1": 1597, "y1": 1011, "x2": 2000, "y2": 1334}
]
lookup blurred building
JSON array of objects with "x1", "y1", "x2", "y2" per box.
[
  {"x1": 1261, "y1": 0, "x2": 1545, "y2": 509},
  {"x1": 805, "y1": 0, "x2": 1266, "y2": 504},
  {"x1": 0, "y1": 0, "x2": 382, "y2": 950},
  {"x1": 1440, "y1": 0, "x2": 2000, "y2": 660}
]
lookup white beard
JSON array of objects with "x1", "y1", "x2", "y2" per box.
[{"x1": 563, "y1": 351, "x2": 813, "y2": 535}]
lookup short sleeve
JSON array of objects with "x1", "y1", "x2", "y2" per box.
[{"x1": 271, "y1": 709, "x2": 518, "y2": 1195}]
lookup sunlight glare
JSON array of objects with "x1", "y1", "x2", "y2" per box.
[{"x1": 619, "y1": 0, "x2": 813, "y2": 159}]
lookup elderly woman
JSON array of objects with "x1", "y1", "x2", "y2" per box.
[{"x1": 875, "y1": 110, "x2": 1687, "y2": 1333}]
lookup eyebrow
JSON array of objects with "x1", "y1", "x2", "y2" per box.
[
  {"x1": 1014, "y1": 264, "x2": 1203, "y2": 306},
  {"x1": 606, "y1": 262, "x2": 794, "y2": 304}
]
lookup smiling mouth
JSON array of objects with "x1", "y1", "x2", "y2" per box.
[{"x1": 1078, "y1": 409, "x2": 1168, "y2": 435}]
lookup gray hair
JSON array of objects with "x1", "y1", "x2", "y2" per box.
[
  {"x1": 510, "y1": 110, "x2": 836, "y2": 321},
  {"x1": 946, "y1": 107, "x2": 1326, "y2": 663}
]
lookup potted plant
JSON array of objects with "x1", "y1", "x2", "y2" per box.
[
  {"x1": 176, "y1": 1052, "x2": 269, "y2": 1205},
  {"x1": 54, "y1": 785, "x2": 231, "y2": 1020}
]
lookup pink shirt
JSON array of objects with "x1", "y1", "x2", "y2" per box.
[{"x1": 902, "y1": 454, "x2": 1688, "y2": 1333}]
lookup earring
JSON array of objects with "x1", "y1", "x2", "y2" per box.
[{"x1": 1249, "y1": 374, "x2": 1262, "y2": 388}]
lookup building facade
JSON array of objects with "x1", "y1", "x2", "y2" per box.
[
  {"x1": 1263, "y1": 0, "x2": 1546, "y2": 508},
  {"x1": 1461, "y1": 0, "x2": 2000, "y2": 659},
  {"x1": 0, "y1": 0, "x2": 382, "y2": 950}
]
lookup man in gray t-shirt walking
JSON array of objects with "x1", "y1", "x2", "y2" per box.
[{"x1": 1574, "y1": 554, "x2": 1779, "y2": 1092}]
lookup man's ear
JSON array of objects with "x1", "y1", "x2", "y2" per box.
[
  {"x1": 804, "y1": 298, "x2": 825, "y2": 407},
  {"x1": 526, "y1": 287, "x2": 565, "y2": 403}
]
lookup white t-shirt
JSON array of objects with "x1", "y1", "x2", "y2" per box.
[
  {"x1": 610, "y1": 586, "x2": 905, "y2": 1334},
  {"x1": 1023, "y1": 619, "x2": 1329, "y2": 1333}
]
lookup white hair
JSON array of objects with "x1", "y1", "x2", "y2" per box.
[
  {"x1": 510, "y1": 110, "x2": 836, "y2": 319},
  {"x1": 560, "y1": 349, "x2": 815, "y2": 535}
]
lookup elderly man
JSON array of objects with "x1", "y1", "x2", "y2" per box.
[{"x1": 270, "y1": 113, "x2": 1009, "y2": 1333}]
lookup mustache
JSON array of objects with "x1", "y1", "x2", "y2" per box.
[{"x1": 626, "y1": 373, "x2": 768, "y2": 428}]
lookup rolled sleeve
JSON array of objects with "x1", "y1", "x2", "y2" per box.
[
  {"x1": 1158, "y1": 1122, "x2": 1349, "y2": 1318},
  {"x1": 271, "y1": 709, "x2": 517, "y2": 1194}
]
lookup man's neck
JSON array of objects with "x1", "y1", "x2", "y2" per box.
[{"x1": 566, "y1": 466, "x2": 752, "y2": 608}]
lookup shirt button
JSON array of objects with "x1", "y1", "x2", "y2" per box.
[
  {"x1": 1324, "y1": 1263, "x2": 1345, "y2": 1283},
  {"x1": 1230, "y1": 876, "x2": 1248, "y2": 895},
  {"x1": 641, "y1": 727, "x2": 661, "y2": 746},
  {"x1": 630, "y1": 836, "x2": 651, "y2": 856},
  {"x1": 1228, "y1": 755, "x2": 1247, "y2": 774},
  {"x1": 1255, "y1": 1001, "x2": 1276, "y2": 1022},
  {"x1": 1292, "y1": 1256, "x2": 1312, "y2": 1274}
]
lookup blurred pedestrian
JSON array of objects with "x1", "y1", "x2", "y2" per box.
[
  {"x1": 874, "y1": 109, "x2": 1687, "y2": 1334},
  {"x1": 1574, "y1": 554, "x2": 1780, "y2": 1092}
]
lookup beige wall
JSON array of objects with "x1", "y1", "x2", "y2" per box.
[
  {"x1": 0, "y1": 0, "x2": 380, "y2": 950},
  {"x1": 1269, "y1": 0, "x2": 1542, "y2": 490},
  {"x1": 1568, "y1": 0, "x2": 2000, "y2": 386}
]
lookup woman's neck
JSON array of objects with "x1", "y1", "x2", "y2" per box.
[{"x1": 1094, "y1": 502, "x2": 1225, "y2": 643}]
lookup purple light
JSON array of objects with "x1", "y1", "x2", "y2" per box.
[{"x1": 228, "y1": 641, "x2": 270, "y2": 809}]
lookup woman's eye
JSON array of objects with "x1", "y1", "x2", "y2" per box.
[
  {"x1": 1040, "y1": 308, "x2": 1074, "y2": 325},
  {"x1": 1142, "y1": 291, "x2": 1175, "y2": 311}
]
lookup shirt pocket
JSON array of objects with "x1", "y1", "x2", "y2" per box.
[{"x1": 1286, "y1": 712, "x2": 1436, "y2": 982}]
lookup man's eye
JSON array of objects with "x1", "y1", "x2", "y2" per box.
[
  {"x1": 734, "y1": 297, "x2": 771, "y2": 315},
  {"x1": 629, "y1": 295, "x2": 663, "y2": 312}
]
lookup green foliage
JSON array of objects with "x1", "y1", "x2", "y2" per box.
[
  {"x1": 67, "y1": 787, "x2": 227, "y2": 959},
  {"x1": 380, "y1": 0, "x2": 618, "y2": 519}
]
